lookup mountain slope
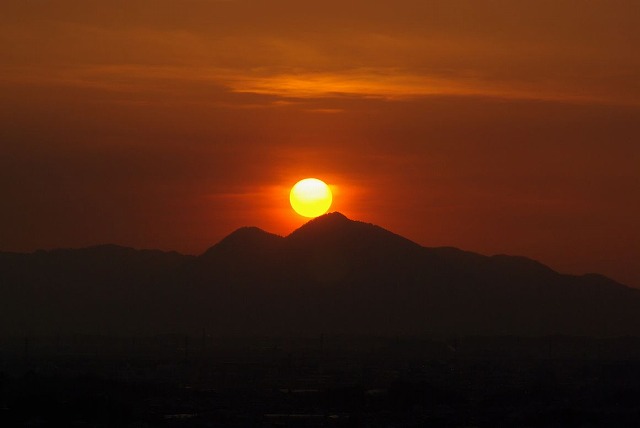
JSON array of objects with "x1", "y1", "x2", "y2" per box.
[
  {"x1": 0, "y1": 213, "x2": 638, "y2": 337},
  {"x1": 0, "y1": 246, "x2": 194, "y2": 335}
]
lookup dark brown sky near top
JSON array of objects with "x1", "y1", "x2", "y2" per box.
[{"x1": 1, "y1": 0, "x2": 639, "y2": 287}]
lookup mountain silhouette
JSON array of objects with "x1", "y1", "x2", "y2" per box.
[{"x1": 1, "y1": 212, "x2": 638, "y2": 337}]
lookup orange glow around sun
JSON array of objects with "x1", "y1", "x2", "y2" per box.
[{"x1": 290, "y1": 178, "x2": 332, "y2": 218}]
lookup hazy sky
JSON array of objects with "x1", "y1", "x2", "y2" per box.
[{"x1": 1, "y1": 0, "x2": 639, "y2": 286}]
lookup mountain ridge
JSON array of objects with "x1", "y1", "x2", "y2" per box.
[
  {"x1": 0, "y1": 213, "x2": 627, "y2": 287},
  {"x1": 0, "y1": 212, "x2": 637, "y2": 337}
]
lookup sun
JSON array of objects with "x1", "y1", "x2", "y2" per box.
[{"x1": 290, "y1": 178, "x2": 332, "y2": 218}]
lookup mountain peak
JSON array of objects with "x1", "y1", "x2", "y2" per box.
[
  {"x1": 302, "y1": 211, "x2": 351, "y2": 226},
  {"x1": 287, "y1": 211, "x2": 420, "y2": 252},
  {"x1": 203, "y1": 226, "x2": 283, "y2": 257},
  {"x1": 322, "y1": 211, "x2": 349, "y2": 220},
  {"x1": 225, "y1": 226, "x2": 274, "y2": 239},
  {"x1": 287, "y1": 211, "x2": 354, "y2": 238}
]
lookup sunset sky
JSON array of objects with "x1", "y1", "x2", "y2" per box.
[{"x1": 1, "y1": 0, "x2": 639, "y2": 286}]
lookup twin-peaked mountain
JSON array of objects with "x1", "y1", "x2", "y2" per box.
[{"x1": 0, "y1": 212, "x2": 638, "y2": 337}]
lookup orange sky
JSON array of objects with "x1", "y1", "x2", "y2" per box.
[{"x1": 1, "y1": 0, "x2": 639, "y2": 287}]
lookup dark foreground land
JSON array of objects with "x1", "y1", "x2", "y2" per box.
[{"x1": 2, "y1": 335, "x2": 640, "y2": 427}]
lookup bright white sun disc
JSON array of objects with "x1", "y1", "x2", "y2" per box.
[{"x1": 290, "y1": 178, "x2": 332, "y2": 218}]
